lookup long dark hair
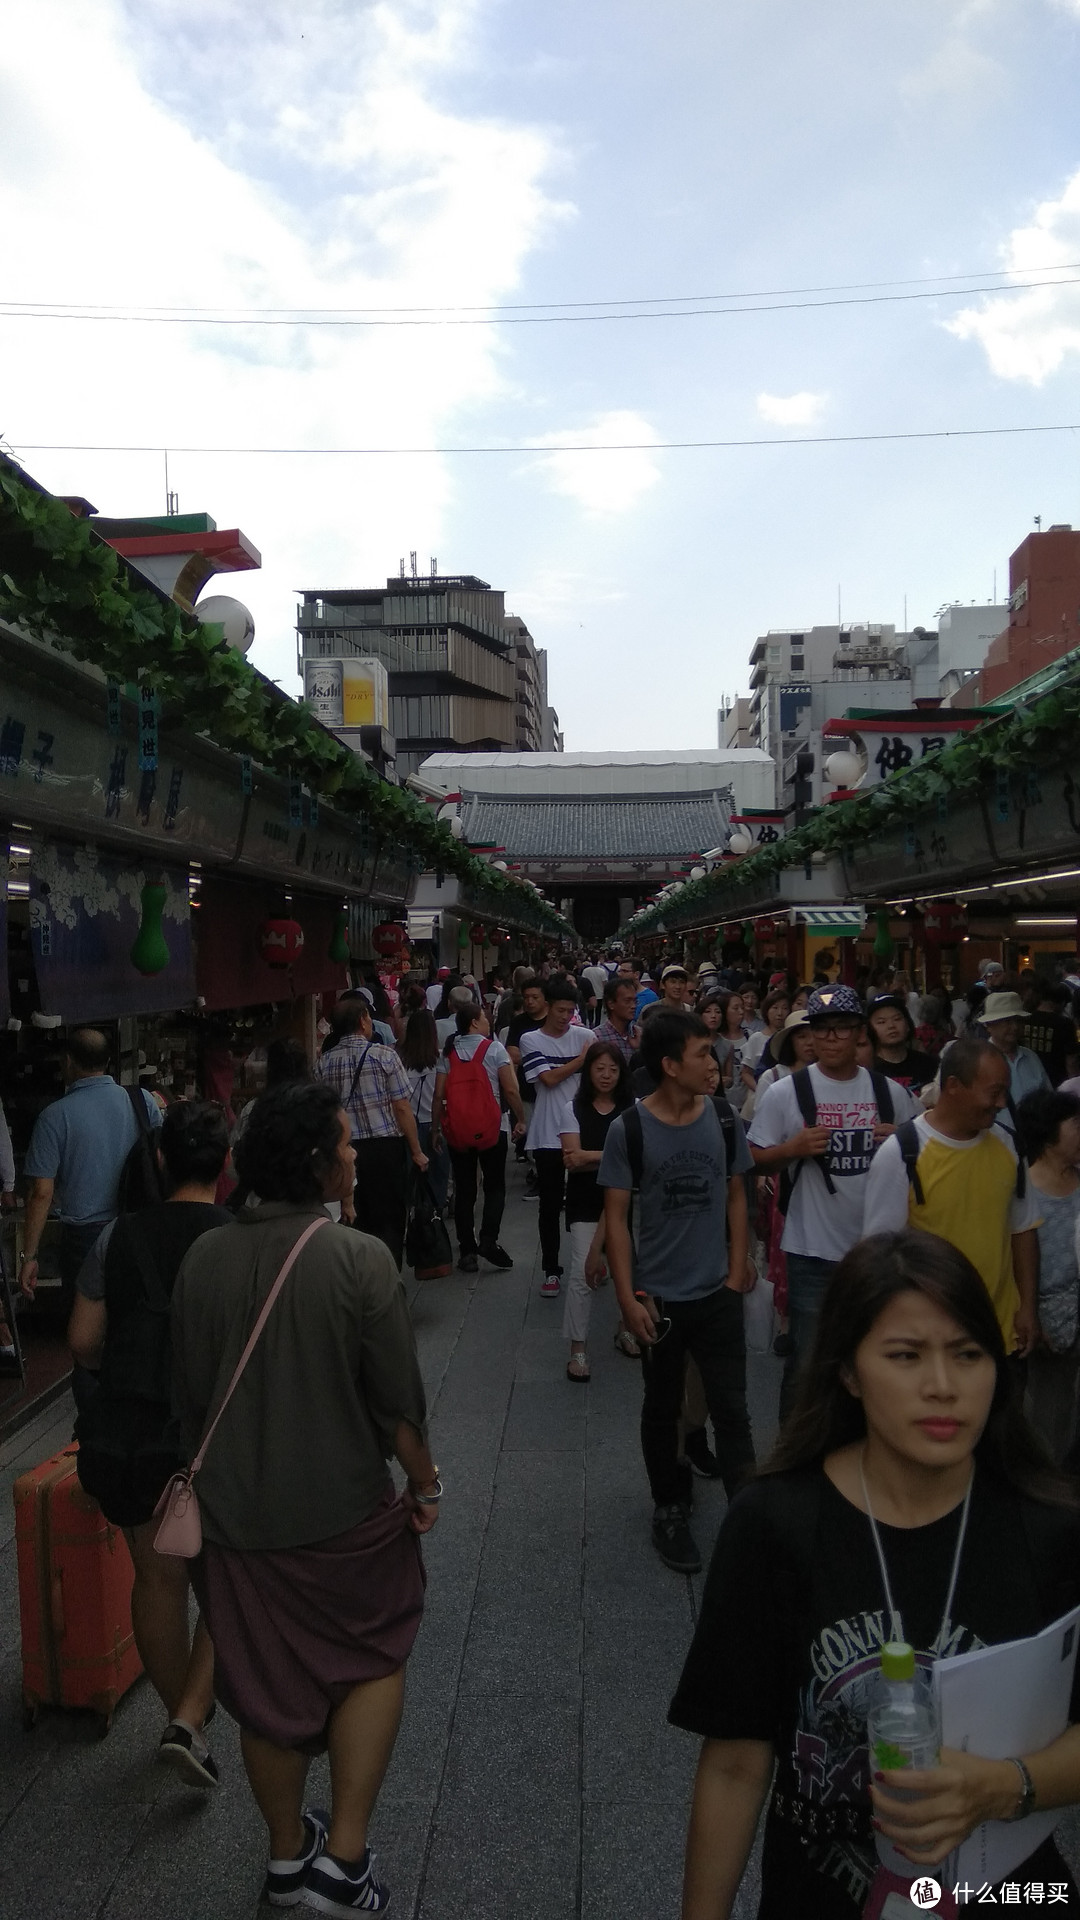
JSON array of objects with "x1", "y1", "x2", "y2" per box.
[
  {"x1": 765, "y1": 1228, "x2": 1076, "y2": 1508},
  {"x1": 715, "y1": 988, "x2": 745, "y2": 1037},
  {"x1": 572, "y1": 1041, "x2": 631, "y2": 1125},
  {"x1": 398, "y1": 1009, "x2": 439, "y2": 1073}
]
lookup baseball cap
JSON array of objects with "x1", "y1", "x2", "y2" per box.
[
  {"x1": 660, "y1": 964, "x2": 689, "y2": 982},
  {"x1": 982, "y1": 991, "x2": 1025, "y2": 1023},
  {"x1": 806, "y1": 984, "x2": 864, "y2": 1024}
]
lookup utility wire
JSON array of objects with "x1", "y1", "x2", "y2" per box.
[
  {"x1": 12, "y1": 422, "x2": 1080, "y2": 457},
  {"x1": 1, "y1": 262, "x2": 1077, "y2": 319},
  {"x1": 1, "y1": 274, "x2": 1078, "y2": 328}
]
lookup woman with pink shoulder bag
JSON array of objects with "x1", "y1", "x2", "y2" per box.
[{"x1": 171, "y1": 1080, "x2": 440, "y2": 1916}]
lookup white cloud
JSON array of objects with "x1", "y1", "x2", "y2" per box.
[
  {"x1": 756, "y1": 391, "x2": 828, "y2": 428},
  {"x1": 0, "y1": 0, "x2": 571, "y2": 685},
  {"x1": 900, "y1": 0, "x2": 1005, "y2": 103},
  {"x1": 947, "y1": 170, "x2": 1080, "y2": 381},
  {"x1": 527, "y1": 411, "x2": 661, "y2": 514}
]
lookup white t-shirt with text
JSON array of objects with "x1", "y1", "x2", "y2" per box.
[{"x1": 749, "y1": 1063, "x2": 917, "y2": 1262}]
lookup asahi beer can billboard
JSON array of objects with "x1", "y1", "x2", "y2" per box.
[
  {"x1": 304, "y1": 659, "x2": 344, "y2": 726},
  {"x1": 303, "y1": 658, "x2": 389, "y2": 729}
]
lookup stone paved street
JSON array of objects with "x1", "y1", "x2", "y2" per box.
[
  {"x1": 8, "y1": 1164, "x2": 1080, "y2": 1919},
  {"x1": 0, "y1": 1159, "x2": 780, "y2": 1919}
]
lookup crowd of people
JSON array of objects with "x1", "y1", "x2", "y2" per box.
[{"x1": 7, "y1": 939, "x2": 1080, "y2": 1915}]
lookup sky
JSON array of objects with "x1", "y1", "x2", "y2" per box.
[{"x1": 4, "y1": 0, "x2": 1080, "y2": 751}]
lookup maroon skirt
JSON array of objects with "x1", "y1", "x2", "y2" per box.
[{"x1": 192, "y1": 1485, "x2": 426, "y2": 1752}]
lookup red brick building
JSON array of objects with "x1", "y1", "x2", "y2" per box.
[{"x1": 981, "y1": 523, "x2": 1080, "y2": 701}]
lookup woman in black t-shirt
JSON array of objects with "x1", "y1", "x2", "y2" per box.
[
  {"x1": 671, "y1": 1228, "x2": 1080, "y2": 1920},
  {"x1": 867, "y1": 992, "x2": 937, "y2": 1095},
  {"x1": 559, "y1": 1042, "x2": 632, "y2": 1382}
]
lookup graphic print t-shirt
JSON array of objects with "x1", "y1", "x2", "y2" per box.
[
  {"x1": 749, "y1": 1065, "x2": 917, "y2": 1261},
  {"x1": 669, "y1": 1469, "x2": 1080, "y2": 1920},
  {"x1": 598, "y1": 1099, "x2": 753, "y2": 1299}
]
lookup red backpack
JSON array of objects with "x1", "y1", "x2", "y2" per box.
[{"x1": 442, "y1": 1039, "x2": 502, "y2": 1151}]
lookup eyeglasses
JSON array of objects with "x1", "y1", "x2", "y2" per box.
[{"x1": 812, "y1": 1020, "x2": 862, "y2": 1037}]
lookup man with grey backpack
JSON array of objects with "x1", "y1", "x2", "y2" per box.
[{"x1": 599, "y1": 1009, "x2": 756, "y2": 1576}]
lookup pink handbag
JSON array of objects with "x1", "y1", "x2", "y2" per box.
[{"x1": 153, "y1": 1216, "x2": 329, "y2": 1558}]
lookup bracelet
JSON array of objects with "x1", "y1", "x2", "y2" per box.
[
  {"x1": 1007, "y1": 1756, "x2": 1036, "y2": 1821},
  {"x1": 409, "y1": 1472, "x2": 443, "y2": 1505}
]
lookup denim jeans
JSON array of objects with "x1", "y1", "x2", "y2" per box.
[
  {"x1": 640, "y1": 1286, "x2": 755, "y2": 1506},
  {"x1": 780, "y1": 1252, "x2": 838, "y2": 1422}
]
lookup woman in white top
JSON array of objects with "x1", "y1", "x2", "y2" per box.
[
  {"x1": 397, "y1": 1011, "x2": 449, "y2": 1213},
  {"x1": 740, "y1": 988, "x2": 791, "y2": 1096},
  {"x1": 431, "y1": 1006, "x2": 526, "y2": 1273}
]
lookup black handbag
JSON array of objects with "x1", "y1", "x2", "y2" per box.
[{"x1": 405, "y1": 1177, "x2": 453, "y2": 1280}]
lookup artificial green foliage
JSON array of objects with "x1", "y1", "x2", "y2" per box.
[
  {"x1": 0, "y1": 456, "x2": 568, "y2": 937},
  {"x1": 624, "y1": 676, "x2": 1080, "y2": 939}
]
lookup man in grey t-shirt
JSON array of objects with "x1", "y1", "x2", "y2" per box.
[{"x1": 600, "y1": 1009, "x2": 756, "y2": 1575}]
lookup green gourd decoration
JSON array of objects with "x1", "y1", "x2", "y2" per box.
[
  {"x1": 328, "y1": 911, "x2": 350, "y2": 964},
  {"x1": 872, "y1": 907, "x2": 895, "y2": 964},
  {"x1": 130, "y1": 882, "x2": 170, "y2": 975},
  {"x1": 457, "y1": 920, "x2": 471, "y2": 948}
]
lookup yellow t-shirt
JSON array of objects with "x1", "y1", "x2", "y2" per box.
[{"x1": 863, "y1": 1117, "x2": 1041, "y2": 1350}]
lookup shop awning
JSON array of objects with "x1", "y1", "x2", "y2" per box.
[
  {"x1": 788, "y1": 905, "x2": 866, "y2": 936},
  {"x1": 30, "y1": 845, "x2": 195, "y2": 1022},
  {"x1": 197, "y1": 876, "x2": 349, "y2": 1010}
]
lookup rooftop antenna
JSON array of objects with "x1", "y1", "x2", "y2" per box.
[
  {"x1": 430, "y1": 555, "x2": 438, "y2": 576},
  {"x1": 410, "y1": 550, "x2": 418, "y2": 579},
  {"x1": 1035, "y1": 515, "x2": 1042, "y2": 531},
  {"x1": 993, "y1": 568, "x2": 997, "y2": 601},
  {"x1": 164, "y1": 450, "x2": 178, "y2": 516},
  {"x1": 399, "y1": 557, "x2": 406, "y2": 578}
]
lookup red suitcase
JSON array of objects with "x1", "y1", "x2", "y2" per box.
[{"x1": 13, "y1": 1442, "x2": 142, "y2": 1732}]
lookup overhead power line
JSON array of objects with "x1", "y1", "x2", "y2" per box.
[
  {"x1": 2, "y1": 262, "x2": 1078, "y2": 319},
  {"x1": 1, "y1": 272, "x2": 1079, "y2": 328},
  {"x1": 13, "y1": 422, "x2": 1080, "y2": 457}
]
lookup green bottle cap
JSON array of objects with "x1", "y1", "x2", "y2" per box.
[{"x1": 880, "y1": 1640, "x2": 916, "y2": 1681}]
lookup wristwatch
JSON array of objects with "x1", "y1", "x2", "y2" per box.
[{"x1": 1008, "y1": 1756, "x2": 1036, "y2": 1821}]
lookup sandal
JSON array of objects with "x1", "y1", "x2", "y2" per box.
[
  {"x1": 614, "y1": 1327, "x2": 641, "y2": 1360},
  {"x1": 566, "y1": 1352, "x2": 591, "y2": 1383}
]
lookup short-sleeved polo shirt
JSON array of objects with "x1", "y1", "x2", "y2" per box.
[{"x1": 24, "y1": 1076, "x2": 162, "y2": 1225}]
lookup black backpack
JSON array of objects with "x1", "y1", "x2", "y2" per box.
[
  {"x1": 778, "y1": 1065, "x2": 896, "y2": 1213},
  {"x1": 894, "y1": 1099, "x2": 1028, "y2": 1211},
  {"x1": 115, "y1": 1086, "x2": 165, "y2": 1213},
  {"x1": 622, "y1": 1092, "x2": 740, "y2": 1191}
]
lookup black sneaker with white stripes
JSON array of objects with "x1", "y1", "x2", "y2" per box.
[
  {"x1": 302, "y1": 1846, "x2": 390, "y2": 1915},
  {"x1": 264, "y1": 1806, "x2": 329, "y2": 1908}
]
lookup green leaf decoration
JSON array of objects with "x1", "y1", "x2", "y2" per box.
[{"x1": 0, "y1": 453, "x2": 569, "y2": 937}]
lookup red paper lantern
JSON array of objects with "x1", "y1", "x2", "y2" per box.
[
  {"x1": 923, "y1": 902, "x2": 968, "y2": 944},
  {"x1": 372, "y1": 920, "x2": 408, "y2": 957},
  {"x1": 260, "y1": 917, "x2": 305, "y2": 968},
  {"x1": 754, "y1": 917, "x2": 776, "y2": 939}
]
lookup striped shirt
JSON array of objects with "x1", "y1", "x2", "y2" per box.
[{"x1": 316, "y1": 1037, "x2": 413, "y2": 1141}]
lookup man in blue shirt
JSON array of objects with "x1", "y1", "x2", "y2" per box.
[
  {"x1": 20, "y1": 1029, "x2": 162, "y2": 1357},
  {"x1": 600, "y1": 1009, "x2": 756, "y2": 1575}
]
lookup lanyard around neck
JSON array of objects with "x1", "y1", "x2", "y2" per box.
[{"x1": 858, "y1": 1448, "x2": 973, "y2": 1649}]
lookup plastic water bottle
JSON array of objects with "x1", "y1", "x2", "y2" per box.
[{"x1": 865, "y1": 1641, "x2": 940, "y2": 1875}]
